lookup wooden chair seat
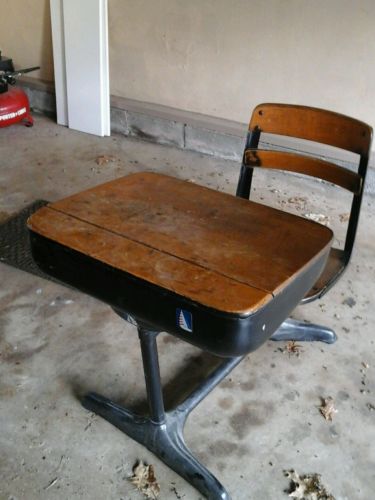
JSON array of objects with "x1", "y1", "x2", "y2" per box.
[{"x1": 302, "y1": 247, "x2": 347, "y2": 302}]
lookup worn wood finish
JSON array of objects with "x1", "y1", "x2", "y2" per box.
[
  {"x1": 250, "y1": 103, "x2": 372, "y2": 156},
  {"x1": 29, "y1": 206, "x2": 271, "y2": 314},
  {"x1": 244, "y1": 149, "x2": 362, "y2": 194},
  {"x1": 28, "y1": 172, "x2": 333, "y2": 314}
]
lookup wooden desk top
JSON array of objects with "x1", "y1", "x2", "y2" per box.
[{"x1": 28, "y1": 172, "x2": 333, "y2": 315}]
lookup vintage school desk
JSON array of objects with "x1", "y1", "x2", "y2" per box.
[{"x1": 27, "y1": 172, "x2": 333, "y2": 499}]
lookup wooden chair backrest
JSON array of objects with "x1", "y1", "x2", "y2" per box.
[
  {"x1": 249, "y1": 103, "x2": 371, "y2": 156},
  {"x1": 238, "y1": 103, "x2": 373, "y2": 260}
]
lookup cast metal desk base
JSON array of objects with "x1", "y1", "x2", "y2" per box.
[
  {"x1": 83, "y1": 324, "x2": 242, "y2": 500},
  {"x1": 82, "y1": 315, "x2": 336, "y2": 500}
]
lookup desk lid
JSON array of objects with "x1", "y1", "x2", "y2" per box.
[{"x1": 28, "y1": 172, "x2": 333, "y2": 315}]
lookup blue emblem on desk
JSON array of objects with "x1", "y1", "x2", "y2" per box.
[{"x1": 176, "y1": 309, "x2": 193, "y2": 332}]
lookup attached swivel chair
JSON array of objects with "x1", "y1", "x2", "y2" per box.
[{"x1": 236, "y1": 103, "x2": 372, "y2": 343}]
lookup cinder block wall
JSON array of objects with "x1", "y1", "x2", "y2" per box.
[{"x1": 19, "y1": 78, "x2": 375, "y2": 196}]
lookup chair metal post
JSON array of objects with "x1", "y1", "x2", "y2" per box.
[
  {"x1": 236, "y1": 128, "x2": 261, "y2": 199},
  {"x1": 344, "y1": 155, "x2": 369, "y2": 258}
]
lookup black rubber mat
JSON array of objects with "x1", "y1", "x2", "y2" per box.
[{"x1": 0, "y1": 200, "x2": 57, "y2": 281}]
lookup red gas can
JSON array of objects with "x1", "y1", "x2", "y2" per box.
[{"x1": 0, "y1": 87, "x2": 33, "y2": 127}]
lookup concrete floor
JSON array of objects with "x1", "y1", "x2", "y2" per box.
[{"x1": 0, "y1": 115, "x2": 374, "y2": 500}]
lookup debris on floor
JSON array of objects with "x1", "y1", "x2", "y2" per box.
[
  {"x1": 342, "y1": 297, "x2": 356, "y2": 308},
  {"x1": 303, "y1": 213, "x2": 330, "y2": 225},
  {"x1": 129, "y1": 461, "x2": 160, "y2": 499},
  {"x1": 43, "y1": 477, "x2": 59, "y2": 491},
  {"x1": 84, "y1": 412, "x2": 97, "y2": 431},
  {"x1": 49, "y1": 296, "x2": 74, "y2": 306},
  {"x1": 360, "y1": 362, "x2": 371, "y2": 395},
  {"x1": 319, "y1": 397, "x2": 338, "y2": 421},
  {"x1": 278, "y1": 341, "x2": 303, "y2": 357},
  {"x1": 339, "y1": 213, "x2": 350, "y2": 223},
  {"x1": 95, "y1": 154, "x2": 117, "y2": 165},
  {"x1": 170, "y1": 482, "x2": 185, "y2": 499},
  {"x1": 284, "y1": 469, "x2": 335, "y2": 499},
  {"x1": 287, "y1": 197, "x2": 307, "y2": 210}
]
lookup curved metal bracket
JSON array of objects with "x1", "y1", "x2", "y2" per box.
[{"x1": 270, "y1": 318, "x2": 337, "y2": 344}]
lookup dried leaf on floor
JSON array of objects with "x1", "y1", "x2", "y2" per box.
[
  {"x1": 284, "y1": 469, "x2": 335, "y2": 499},
  {"x1": 95, "y1": 155, "x2": 117, "y2": 165},
  {"x1": 319, "y1": 397, "x2": 338, "y2": 421},
  {"x1": 303, "y1": 213, "x2": 330, "y2": 226},
  {"x1": 129, "y1": 461, "x2": 160, "y2": 499},
  {"x1": 279, "y1": 341, "x2": 303, "y2": 357}
]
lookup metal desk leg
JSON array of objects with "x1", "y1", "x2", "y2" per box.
[
  {"x1": 82, "y1": 325, "x2": 244, "y2": 500},
  {"x1": 270, "y1": 318, "x2": 337, "y2": 344}
]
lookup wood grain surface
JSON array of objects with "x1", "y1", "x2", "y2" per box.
[
  {"x1": 250, "y1": 103, "x2": 372, "y2": 156},
  {"x1": 28, "y1": 172, "x2": 333, "y2": 314},
  {"x1": 244, "y1": 149, "x2": 362, "y2": 194}
]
